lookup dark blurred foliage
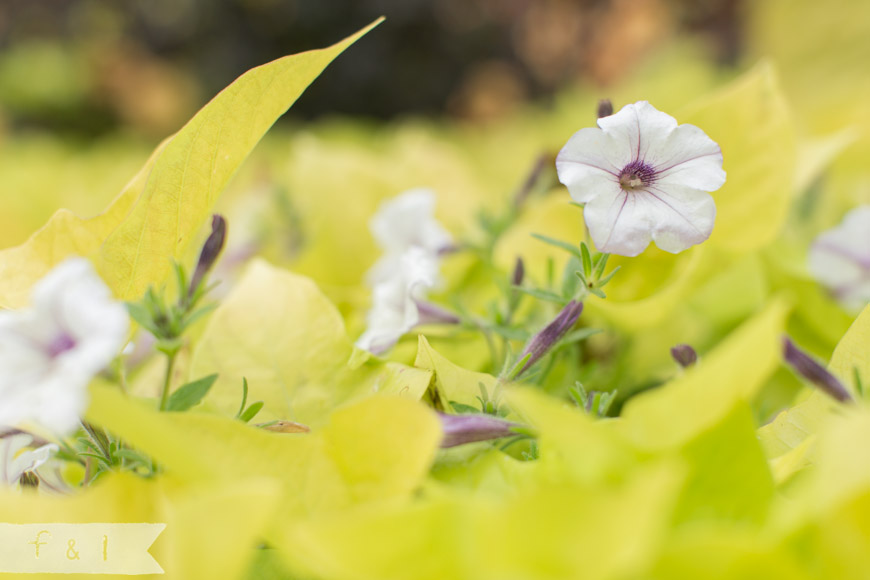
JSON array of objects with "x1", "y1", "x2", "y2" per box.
[{"x1": 0, "y1": 0, "x2": 742, "y2": 137}]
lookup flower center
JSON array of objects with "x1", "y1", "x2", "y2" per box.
[
  {"x1": 46, "y1": 333, "x2": 76, "y2": 358},
  {"x1": 618, "y1": 161, "x2": 656, "y2": 191}
]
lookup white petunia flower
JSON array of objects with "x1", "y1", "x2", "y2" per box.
[
  {"x1": 0, "y1": 258, "x2": 129, "y2": 434},
  {"x1": 356, "y1": 247, "x2": 438, "y2": 354},
  {"x1": 367, "y1": 188, "x2": 452, "y2": 284},
  {"x1": 556, "y1": 101, "x2": 726, "y2": 256},
  {"x1": 0, "y1": 432, "x2": 58, "y2": 487},
  {"x1": 809, "y1": 206, "x2": 870, "y2": 311}
]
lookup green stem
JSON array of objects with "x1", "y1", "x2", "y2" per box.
[
  {"x1": 474, "y1": 320, "x2": 500, "y2": 375},
  {"x1": 158, "y1": 352, "x2": 178, "y2": 411}
]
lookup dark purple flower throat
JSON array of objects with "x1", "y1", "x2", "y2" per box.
[{"x1": 618, "y1": 160, "x2": 657, "y2": 191}]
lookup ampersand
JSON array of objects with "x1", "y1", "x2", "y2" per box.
[{"x1": 66, "y1": 539, "x2": 80, "y2": 560}]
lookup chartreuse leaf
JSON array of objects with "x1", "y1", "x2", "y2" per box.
[
  {"x1": 771, "y1": 409, "x2": 870, "y2": 578},
  {"x1": 414, "y1": 335, "x2": 499, "y2": 412},
  {"x1": 671, "y1": 403, "x2": 774, "y2": 526},
  {"x1": 189, "y1": 259, "x2": 432, "y2": 427},
  {"x1": 280, "y1": 497, "x2": 470, "y2": 580},
  {"x1": 590, "y1": 245, "x2": 707, "y2": 330},
  {"x1": 758, "y1": 305, "x2": 869, "y2": 484},
  {"x1": 165, "y1": 479, "x2": 282, "y2": 580},
  {"x1": 279, "y1": 454, "x2": 681, "y2": 580},
  {"x1": 649, "y1": 529, "x2": 810, "y2": 580},
  {"x1": 87, "y1": 386, "x2": 441, "y2": 577},
  {"x1": 620, "y1": 298, "x2": 790, "y2": 450},
  {"x1": 680, "y1": 61, "x2": 796, "y2": 253},
  {"x1": 0, "y1": 471, "x2": 280, "y2": 579},
  {"x1": 507, "y1": 387, "x2": 637, "y2": 483},
  {"x1": 0, "y1": 20, "x2": 381, "y2": 307},
  {"x1": 86, "y1": 385, "x2": 441, "y2": 513}
]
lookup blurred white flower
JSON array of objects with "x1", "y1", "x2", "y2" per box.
[
  {"x1": 356, "y1": 247, "x2": 438, "y2": 354},
  {"x1": 809, "y1": 206, "x2": 870, "y2": 311},
  {"x1": 0, "y1": 432, "x2": 57, "y2": 487},
  {"x1": 0, "y1": 258, "x2": 129, "y2": 434},
  {"x1": 367, "y1": 188, "x2": 452, "y2": 284},
  {"x1": 556, "y1": 101, "x2": 726, "y2": 256}
]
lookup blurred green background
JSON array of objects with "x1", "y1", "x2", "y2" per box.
[{"x1": 0, "y1": 0, "x2": 740, "y2": 137}]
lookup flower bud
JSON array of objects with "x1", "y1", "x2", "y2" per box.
[
  {"x1": 597, "y1": 99, "x2": 614, "y2": 119},
  {"x1": 414, "y1": 300, "x2": 461, "y2": 325},
  {"x1": 189, "y1": 214, "x2": 227, "y2": 298},
  {"x1": 512, "y1": 257, "x2": 525, "y2": 287},
  {"x1": 516, "y1": 301, "x2": 584, "y2": 378},
  {"x1": 439, "y1": 413, "x2": 518, "y2": 448},
  {"x1": 670, "y1": 344, "x2": 698, "y2": 368},
  {"x1": 782, "y1": 336, "x2": 852, "y2": 403}
]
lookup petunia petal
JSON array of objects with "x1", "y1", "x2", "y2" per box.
[
  {"x1": 598, "y1": 101, "x2": 678, "y2": 166},
  {"x1": 645, "y1": 184, "x2": 716, "y2": 253},
  {"x1": 650, "y1": 124, "x2": 726, "y2": 192},
  {"x1": 369, "y1": 188, "x2": 452, "y2": 258},
  {"x1": 556, "y1": 128, "x2": 625, "y2": 203},
  {"x1": 356, "y1": 247, "x2": 438, "y2": 354},
  {"x1": 583, "y1": 190, "x2": 654, "y2": 257},
  {"x1": 809, "y1": 206, "x2": 870, "y2": 311},
  {"x1": 584, "y1": 185, "x2": 714, "y2": 256}
]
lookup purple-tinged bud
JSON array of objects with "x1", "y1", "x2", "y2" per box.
[
  {"x1": 189, "y1": 214, "x2": 227, "y2": 298},
  {"x1": 512, "y1": 257, "x2": 525, "y2": 287},
  {"x1": 670, "y1": 344, "x2": 698, "y2": 368},
  {"x1": 597, "y1": 99, "x2": 614, "y2": 119},
  {"x1": 516, "y1": 301, "x2": 584, "y2": 378},
  {"x1": 439, "y1": 413, "x2": 518, "y2": 448},
  {"x1": 783, "y1": 336, "x2": 853, "y2": 403},
  {"x1": 414, "y1": 300, "x2": 461, "y2": 325}
]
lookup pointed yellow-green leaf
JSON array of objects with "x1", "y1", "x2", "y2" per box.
[
  {"x1": 0, "y1": 20, "x2": 382, "y2": 307},
  {"x1": 620, "y1": 298, "x2": 790, "y2": 449},
  {"x1": 414, "y1": 335, "x2": 499, "y2": 412},
  {"x1": 507, "y1": 387, "x2": 636, "y2": 484},
  {"x1": 671, "y1": 404, "x2": 774, "y2": 526},
  {"x1": 278, "y1": 462, "x2": 682, "y2": 580},
  {"x1": 590, "y1": 245, "x2": 707, "y2": 330},
  {"x1": 649, "y1": 528, "x2": 810, "y2": 580},
  {"x1": 779, "y1": 410, "x2": 870, "y2": 578},
  {"x1": 164, "y1": 479, "x2": 282, "y2": 580},
  {"x1": 86, "y1": 385, "x2": 441, "y2": 514},
  {"x1": 0, "y1": 471, "x2": 282, "y2": 580},
  {"x1": 278, "y1": 497, "x2": 470, "y2": 580},
  {"x1": 468, "y1": 464, "x2": 682, "y2": 580},
  {"x1": 0, "y1": 141, "x2": 165, "y2": 308},
  {"x1": 681, "y1": 61, "x2": 796, "y2": 252},
  {"x1": 794, "y1": 129, "x2": 858, "y2": 194},
  {"x1": 189, "y1": 259, "x2": 432, "y2": 426},
  {"x1": 758, "y1": 304, "x2": 869, "y2": 482}
]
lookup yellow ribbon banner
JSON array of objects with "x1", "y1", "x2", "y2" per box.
[{"x1": 0, "y1": 523, "x2": 165, "y2": 574}]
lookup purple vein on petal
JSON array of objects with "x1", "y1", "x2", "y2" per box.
[
  {"x1": 560, "y1": 158, "x2": 619, "y2": 176},
  {"x1": 654, "y1": 151, "x2": 721, "y2": 176},
  {"x1": 814, "y1": 239, "x2": 870, "y2": 271},
  {"x1": 601, "y1": 192, "x2": 630, "y2": 250},
  {"x1": 645, "y1": 186, "x2": 707, "y2": 236}
]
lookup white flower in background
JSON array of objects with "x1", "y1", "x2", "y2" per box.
[
  {"x1": 0, "y1": 258, "x2": 129, "y2": 434},
  {"x1": 809, "y1": 206, "x2": 870, "y2": 311},
  {"x1": 0, "y1": 432, "x2": 57, "y2": 487},
  {"x1": 367, "y1": 188, "x2": 452, "y2": 284},
  {"x1": 356, "y1": 247, "x2": 439, "y2": 354},
  {"x1": 556, "y1": 101, "x2": 726, "y2": 257}
]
